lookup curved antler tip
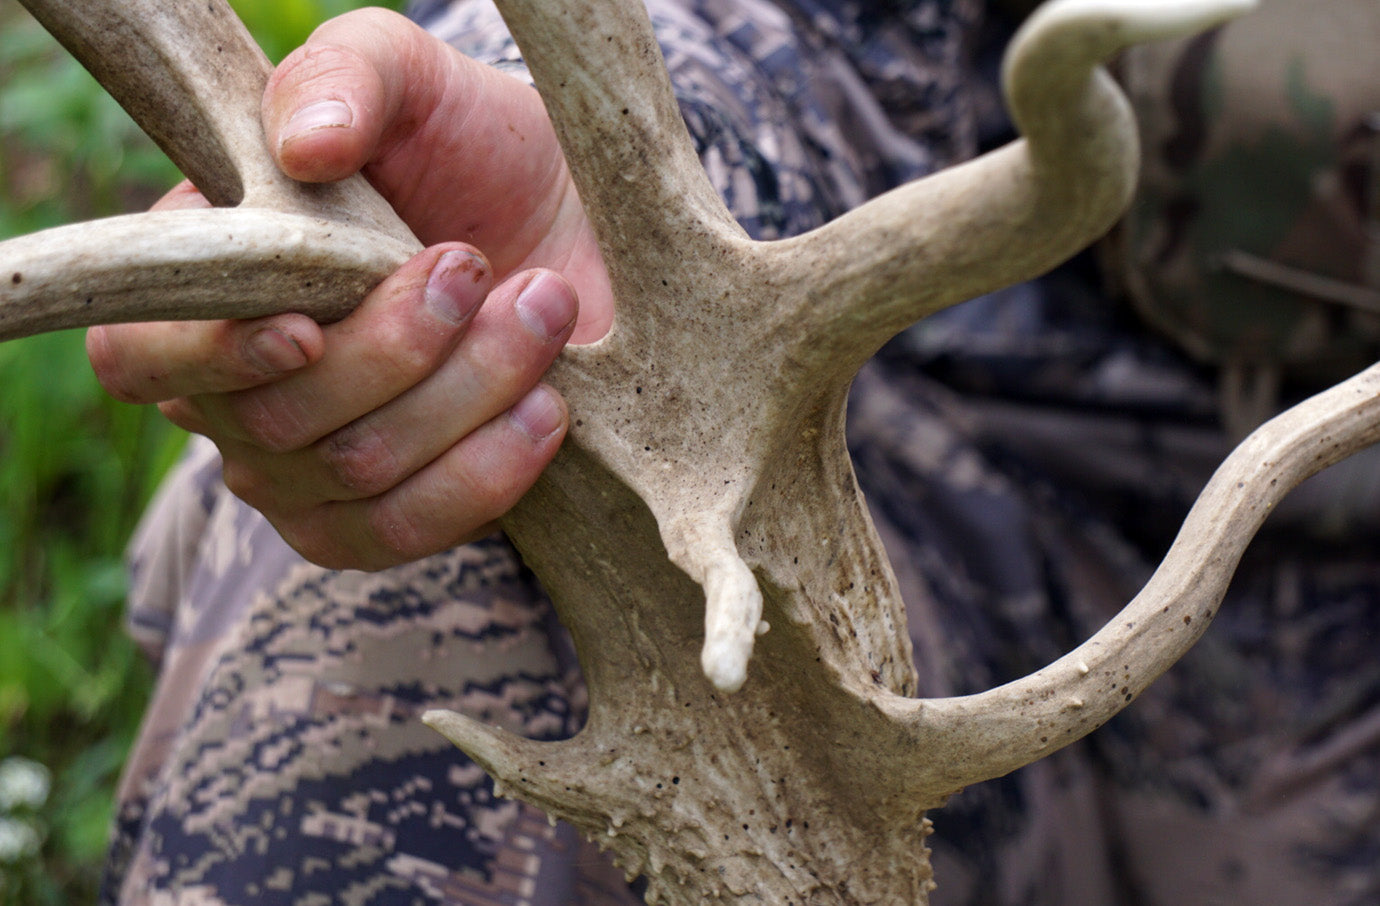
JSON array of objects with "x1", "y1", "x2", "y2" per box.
[
  {"x1": 699, "y1": 552, "x2": 765, "y2": 693},
  {"x1": 421, "y1": 708, "x2": 485, "y2": 747},
  {"x1": 422, "y1": 708, "x2": 535, "y2": 770},
  {"x1": 1026, "y1": 0, "x2": 1256, "y2": 48},
  {"x1": 423, "y1": 708, "x2": 568, "y2": 771}
]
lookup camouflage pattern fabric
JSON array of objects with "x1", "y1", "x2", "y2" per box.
[
  {"x1": 1108, "y1": 0, "x2": 1380, "y2": 435},
  {"x1": 107, "y1": 437, "x2": 639, "y2": 906},
  {"x1": 104, "y1": 1, "x2": 1380, "y2": 904},
  {"x1": 862, "y1": 268, "x2": 1380, "y2": 905}
]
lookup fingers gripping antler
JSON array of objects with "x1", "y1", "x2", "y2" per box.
[{"x1": 0, "y1": 0, "x2": 418, "y2": 340}]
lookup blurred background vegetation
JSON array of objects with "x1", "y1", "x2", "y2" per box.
[{"x1": 0, "y1": 1, "x2": 402, "y2": 901}]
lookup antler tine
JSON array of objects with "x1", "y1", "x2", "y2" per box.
[
  {"x1": 769, "y1": 0, "x2": 1257, "y2": 370},
  {"x1": 17, "y1": 0, "x2": 408, "y2": 239},
  {"x1": 0, "y1": 0, "x2": 419, "y2": 343},
  {"x1": 17, "y1": 0, "x2": 267, "y2": 207},
  {"x1": 0, "y1": 210, "x2": 415, "y2": 341},
  {"x1": 14, "y1": 1, "x2": 1376, "y2": 901},
  {"x1": 493, "y1": 0, "x2": 746, "y2": 302},
  {"x1": 886, "y1": 360, "x2": 1380, "y2": 794}
]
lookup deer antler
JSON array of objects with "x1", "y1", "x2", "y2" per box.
[
  {"x1": 474, "y1": 0, "x2": 1264, "y2": 696},
  {"x1": 424, "y1": 2, "x2": 1323, "y2": 901},
  {"x1": 10, "y1": 0, "x2": 1375, "y2": 903}
]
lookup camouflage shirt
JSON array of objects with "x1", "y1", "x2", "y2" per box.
[{"x1": 105, "y1": 2, "x2": 1380, "y2": 904}]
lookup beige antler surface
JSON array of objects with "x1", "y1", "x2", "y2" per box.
[
  {"x1": 1, "y1": 0, "x2": 418, "y2": 339},
  {"x1": 9, "y1": 0, "x2": 1377, "y2": 903}
]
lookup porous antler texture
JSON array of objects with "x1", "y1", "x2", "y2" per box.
[
  {"x1": 424, "y1": 1, "x2": 1277, "y2": 903},
  {"x1": 10, "y1": 0, "x2": 1379, "y2": 903}
]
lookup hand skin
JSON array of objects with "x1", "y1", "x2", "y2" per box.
[{"x1": 86, "y1": 9, "x2": 613, "y2": 571}]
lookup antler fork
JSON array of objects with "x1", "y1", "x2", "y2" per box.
[{"x1": 8, "y1": 0, "x2": 1378, "y2": 903}]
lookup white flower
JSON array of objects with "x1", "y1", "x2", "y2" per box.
[
  {"x1": 0, "y1": 816, "x2": 40, "y2": 864},
  {"x1": 0, "y1": 757, "x2": 50, "y2": 813}
]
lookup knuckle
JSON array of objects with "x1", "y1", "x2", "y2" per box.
[
  {"x1": 271, "y1": 41, "x2": 367, "y2": 95},
  {"x1": 442, "y1": 360, "x2": 524, "y2": 425},
  {"x1": 230, "y1": 393, "x2": 313, "y2": 453},
  {"x1": 473, "y1": 468, "x2": 528, "y2": 518},
  {"x1": 274, "y1": 518, "x2": 349, "y2": 572},
  {"x1": 157, "y1": 399, "x2": 208, "y2": 435},
  {"x1": 366, "y1": 311, "x2": 451, "y2": 379},
  {"x1": 473, "y1": 350, "x2": 529, "y2": 397},
  {"x1": 319, "y1": 422, "x2": 401, "y2": 497},
  {"x1": 468, "y1": 434, "x2": 544, "y2": 510},
  {"x1": 462, "y1": 331, "x2": 552, "y2": 403},
  {"x1": 86, "y1": 329, "x2": 151, "y2": 404},
  {"x1": 365, "y1": 497, "x2": 438, "y2": 567},
  {"x1": 308, "y1": 7, "x2": 412, "y2": 53},
  {"x1": 331, "y1": 6, "x2": 406, "y2": 36},
  {"x1": 218, "y1": 457, "x2": 274, "y2": 510}
]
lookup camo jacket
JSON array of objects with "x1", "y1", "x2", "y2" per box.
[{"x1": 104, "y1": 2, "x2": 1380, "y2": 904}]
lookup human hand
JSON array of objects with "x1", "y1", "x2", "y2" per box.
[{"x1": 86, "y1": 9, "x2": 612, "y2": 570}]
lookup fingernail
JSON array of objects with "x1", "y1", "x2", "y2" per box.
[
  {"x1": 245, "y1": 327, "x2": 308, "y2": 375},
  {"x1": 426, "y1": 249, "x2": 489, "y2": 324},
  {"x1": 510, "y1": 385, "x2": 564, "y2": 441},
  {"x1": 281, "y1": 99, "x2": 353, "y2": 144},
  {"x1": 515, "y1": 272, "x2": 577, "y2": 341}
]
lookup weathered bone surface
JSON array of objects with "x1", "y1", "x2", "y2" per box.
[{"x1": 7, "y1": 0, "x2": 1379, "y2": 902}]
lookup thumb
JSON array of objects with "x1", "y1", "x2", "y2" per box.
[
  {"x1": 262, "y1": 7, "x2": 457, "y2": 185},
  {"x1": 261, "y1": 7, "x2": 570, "y2": 264}
]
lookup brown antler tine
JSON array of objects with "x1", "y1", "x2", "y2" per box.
[
  {"x1": 19, "y1": 0, "x2": 277, "y2": 207},
  {"x1": 0, "y1": 0, "x2": 418, "y2": 341}
]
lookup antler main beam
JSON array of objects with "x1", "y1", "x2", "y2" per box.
[
  {"x1": 483, "y1": 0, "x2": 1258, "y2": 696},
  {"x1": 882, "y1": 360, "x2": 1380, "y2": 791},
  {"x1": 427, "y1": 0, "x2": 1291, "y2": 903}
]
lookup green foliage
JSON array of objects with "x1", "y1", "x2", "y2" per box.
[
  {"x1": 234, "y1": 0, "x2": 407, "y2": 61},
  {"x1": 0, "y1": 1, "x2": 402, "y2": 900}
]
